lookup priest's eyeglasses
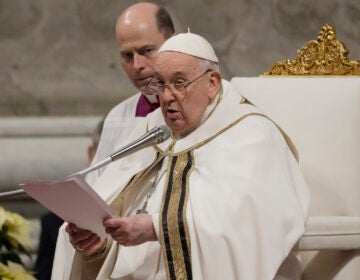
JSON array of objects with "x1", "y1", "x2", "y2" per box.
[{"x1": 144, "y1": 69, "x2": 212, "y2": 95}]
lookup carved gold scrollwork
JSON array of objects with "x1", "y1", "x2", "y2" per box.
[{"x1": 264, "y1": 24, "x2": 360, "y2": 76}]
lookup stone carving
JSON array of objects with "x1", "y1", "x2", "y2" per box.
[{"x1": 264, "y1": 24, "x2": 360, "y2": 75}]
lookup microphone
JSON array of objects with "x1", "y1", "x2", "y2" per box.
[
  {"x1": 75, "y1": 125, "x2": 170, "y2": 176},
  {"x1": 0, "y1": 125, "x2": 171, "y2": 199}
]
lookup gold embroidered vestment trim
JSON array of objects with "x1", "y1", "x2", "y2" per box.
[{"x1": 159, "y1": 151, "x2": 194, "y2": 280}]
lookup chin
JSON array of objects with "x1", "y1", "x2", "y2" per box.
[
  {"x1": 166, "y1": 119, "x2": 190, "y2": 134},
  {"x1": 166, "y1": 120, "x2": 180, "y2": 131},
  {"x1": 134, "y1": 80, "x2": 147, "y2": 91},
  {"x1": 137, "y1": 85, "x2": 146, "y2": 92},
  {"x1": 170, "y1": 126, "x2": 191, "y2": 138}
]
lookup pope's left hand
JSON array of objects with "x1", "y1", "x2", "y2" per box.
[{"x1": 103, "y1": 214, "x2": 157, "y2": 246}]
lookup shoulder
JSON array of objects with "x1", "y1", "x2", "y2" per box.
[
  {"x1": 238, "y1": 112, "x2": 285, "y2": 143},
  {"x1": 105, "y1": 92, "x2": 141, "y2": 121},
  {"x1": 209, "y1": 110, "x2": 287, "y2": 155}
]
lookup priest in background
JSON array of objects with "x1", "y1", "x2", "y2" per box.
[{"x1": 85, "y1": 2, "x2": 176, "y2": 185}]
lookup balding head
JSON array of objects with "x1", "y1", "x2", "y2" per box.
[
  {"x1": 114, "y1": 2, "x2": 175, "y2": 90},
  {"x1": 116, "y1": 3, "x2": 174, "y2": 45}
]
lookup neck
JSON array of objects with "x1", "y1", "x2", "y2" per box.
[
  {"x1": 143, "y1": 93, "x2": 159, "y2": 104},
  {"x1": 172, "y1": 87, "x2": 223, "y2": 139}
]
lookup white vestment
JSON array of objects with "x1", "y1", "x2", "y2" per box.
[
  {"x1": 52, "y1": 92, "x2": 155, "y2": 279},
  {"x1": 52, "y1": 80, "x2": 310, "y2": 280},
  {"x1": 86, "y1": 92, "x2": 142, "y2": 185}
]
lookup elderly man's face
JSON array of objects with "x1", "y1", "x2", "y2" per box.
[{"x1": 155, "y1": 52, "x2": 220, "y2": 137}]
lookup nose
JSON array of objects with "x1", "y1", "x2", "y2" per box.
[
  {"x1": 133, "y1": 53, "x2": 146, "y2": 70},
  {"x1": 159, "y1": 86, "x2": 176, "y2": 103}
]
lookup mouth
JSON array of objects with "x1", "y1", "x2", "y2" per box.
[
  {"x1": 166, "y1": 108, "x2": 180, "y2": 120},
  {"x1": 137, "y1": 76, "x2": 153, "y2": 86}
]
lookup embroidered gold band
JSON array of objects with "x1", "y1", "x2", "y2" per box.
[
  {"x1": 160, "y1": 151, "x2": 194, "y2": 280},
  {"x1": 110, "y1": 151, "x2": 163, "y2": 215}
]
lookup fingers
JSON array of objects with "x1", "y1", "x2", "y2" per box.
[
  {"x1": 103, "y1": 217, "x2": 125, "y2": 228},
  {"x1": 68, "y1": 226, "x2": 94, "y2": 245},
  {"x1": 103, "y1": 217, "x2": 127, "y2": 238},
  {"x1": 102, "y1": 214, "x2": 157, "y2": 246},
  {"x1": 65, "y1": 214, "x2": 157, "y2": 252},
  {"x1": 65, "y1": 223, "x2": 104, "y2": 256},
  {"x1": 65, "y1": 223, "x2": 77, "y2": 234},
  {"x1": 74, "y1": 234, "x2": 99, "y2": 251},
  {"x1": 79, "y1": 236, "x2": 102, "y2": 256}
]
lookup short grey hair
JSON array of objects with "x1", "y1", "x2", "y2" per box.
[{"x1": 197, "y1": 58, "x2": 220, "y2": 72}]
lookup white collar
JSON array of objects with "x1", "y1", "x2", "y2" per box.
[{"x1": 143, "y1": 93, "x2": 159, "y2": 104}]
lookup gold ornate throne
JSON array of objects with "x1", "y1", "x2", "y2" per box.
[
  {"x1": 232, "y1": 24, "x2": 360, "y2": 279},
  {"x1": 265, "y1": 24, "x2": 360, "y2": 76}
]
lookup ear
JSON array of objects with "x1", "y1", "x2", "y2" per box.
[{"x1": 207, "y1": 71, "x2": 222, "y2": 100}]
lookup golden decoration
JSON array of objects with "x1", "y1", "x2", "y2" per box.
[
  {"x1": 264, "y1": 24, "x2": 360, "y2": 76},
  {"x1": 159, "y1": 151, "x2": 193, "y2": 280}
]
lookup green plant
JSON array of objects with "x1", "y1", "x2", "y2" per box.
[{"x1": 0, "y1": 206, "x2": 35, "y2": 279}]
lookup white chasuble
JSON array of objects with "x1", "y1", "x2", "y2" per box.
[{"x1": 52, "y1": 80, "x2": 309, "y2": 280}]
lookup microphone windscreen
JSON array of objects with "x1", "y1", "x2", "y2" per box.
[{"x1": 158, "y1": 125, "x2": 171, "y2": 143}]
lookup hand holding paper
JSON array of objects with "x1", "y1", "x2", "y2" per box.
[
  {"x1": 21, "y1": 175, "x2": 117, "y2": 238},
  {"x1": 104, "y1": 214, "x2": 157, "y2": 246}
]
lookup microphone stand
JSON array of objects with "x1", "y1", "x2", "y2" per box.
[{"x1": 0, "y1": 125, "x2": 170, "y2": 199}]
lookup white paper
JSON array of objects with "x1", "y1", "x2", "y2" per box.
[{"x1": 21, "y1": 175, "x2": 117, "y2": 238}]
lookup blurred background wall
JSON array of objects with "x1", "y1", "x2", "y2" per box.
[{"x1": 0, "y1": 0, "x2": 359, "y2": 117}]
